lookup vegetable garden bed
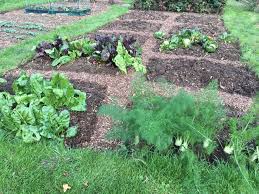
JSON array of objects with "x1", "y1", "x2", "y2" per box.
[
  {"x1": 147, "y1": 58, "x2": 258, "y2": 97},
  {"x1": 102, "y1": 21, "x2": 162, "y2": 32},
  {"x1": 2, "y1": 10, "x2": 257, "y2": 149},
  {"x1": 119, "y1": 10, "x2": 169, "y2": 20},
  {"x1": 152, "y1": 41, "x2": 241, "y2": 61},
  {"x1": 169, "y1": 24, "x2": 226, "y2": 38},
  {"x1": 175, "y1": 13, "x2": 223, "y2": 25}
]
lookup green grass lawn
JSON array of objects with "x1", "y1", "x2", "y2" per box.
[
  {"x1": 223, "y1": 0, "x2": 259, "y2": 75},
  {"x1": 0, "y1": 138, "x2": 258, "y2": 194}
]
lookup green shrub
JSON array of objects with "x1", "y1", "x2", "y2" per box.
[
  {"x1": 99, "y1": 78, "x2": 226, "y2": 153},
  {"x1": 239, "y1": 0, "x2": 258, "y2": 11},
  {"x1": 133, "y1": 0, "x2": 226, "y2": 13}
]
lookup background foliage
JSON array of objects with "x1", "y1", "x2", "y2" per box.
[{"x1": 132, "y1": 0, "x2": 226, "y2": 13}]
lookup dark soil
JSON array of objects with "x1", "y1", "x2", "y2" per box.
[
  {"x1": 23, "y1": 57, "x2": 119, "y2": 75},
  {"x1": 147, "y1": 58, "x2": 259, "y2": 97},
  {"x1": 65, "y1": 80, "x2": 107, "y2": 148},
  {"x1": 120, "y1": 10, "x2": 169, "y2": 21},
  {"x1": 209, "y1": 127, "x2": 230, "y2": 163},
  {"x1": 102, "y1": 20, "x2": 162, "y2": 32},
  {"x1": 153, "y1": 40, "x2": 241, "y2": 61},
  {"x1": 169, "y1": 23, "x2": 226, "y2": 37},
  {"x1": 175, "y1": 13, "x2": 222, "y2": 26}
]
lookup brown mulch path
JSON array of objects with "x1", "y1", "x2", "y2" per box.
[{"x1": 3, "y1": 9, "x2": 258, "y2": 149}]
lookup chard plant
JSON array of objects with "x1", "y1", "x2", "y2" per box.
[
  {"x1": 0, "y1": 72, "x2": 86, "y2": 143},
  {"x1": 36, "y1": 36, "x2": 95, "y2": 67}
]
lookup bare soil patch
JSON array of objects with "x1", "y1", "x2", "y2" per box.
[
  {"x1": 65, "y1": 80, "x2": 107, "y2": 148},
  {"x1": 120, "y1": 10, "x2": 169, "y2": 20},
  {"x1": 147, "y1": 58, "x2": 259, "y2": 97},
  {"x1": 175, "y1": 13, "x2": 222, "y2": 26},
  {"x1": 102, "y1": 20, "x2": 162, "y2": 32},
  {"x1": 23, "y1": 57, "x2": 119, "y2": 75}
]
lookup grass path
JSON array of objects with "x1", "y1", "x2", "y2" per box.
[{"x1": 223, "y1": 0, "x2": 259, "y2": 75}]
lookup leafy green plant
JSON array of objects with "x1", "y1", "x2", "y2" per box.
[
  {"x1": 154, "y1": 31, "x2": 166, "y2": 40},
  {"x1": 99, "y1": 79, "x2": 225, "y2": 152},
  {"x1": 113, "y1": 41, "x2": 146, "y2": 74},
  {"x1": 218, "y1": 32, "x2": 238, "y2": 43},
  {"x1": 160, "y1": 29, "x2": 218, "y2": 53},
  {"x1": 0, "y1": 72, "x2": 86, "y2": 143},
  {"x1": 36, "y1": 36, "x2": 95, "y2": 67},
  {"x1": 36, "y1": 35, "x2": 145, "y2": 74},
  {"x1": 222, "y1": 106, "x2": 259, "y2": 191}
]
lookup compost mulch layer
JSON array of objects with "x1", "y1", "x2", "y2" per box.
[
  {"x1": 4, "y1": 10, "x2": 257, "y2": 149},
  {"x1": 147, "y1": 58, "x2": 259, "y2": 97},
  {"x1": 175, "y1": 13, "x2": 223, "y2": 26},
  {"x1": 119, "y1": 10, "x2": 169, "y2": 21},
  {"x1": 169, "y1": 23, "x2": 226, "y2": 37},
  {"x1": 101, "y1": 20, "x2": 162, "y2": 32},
  {"x1": 23, "y1": 57, "x2": 119, "y2": 76},
  {"x1": 65, "y1": 80, "x2": 107, "y2": 148}
]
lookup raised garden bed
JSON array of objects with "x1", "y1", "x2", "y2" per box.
[
  {"x1": 120, "y1": 10, "x2": 169, "y2": 21},
  {"x1": 102, "y1": 21, "x2": 162, "y2": 32},
  {"x1": 169, "y1": 24, "x2": 226, "y2": 38},
  {"x1": 153, "y1": 41, "x2": 241, "y2": 61},
  {"x1": 147, "y1": 58, "x2": 259, "y2": 97},
  {"x1": 23, "y1": 57, "x2": 119, "y2": 75},
  {"x1": 175, "y1": 14, "x2": 223, "y2": 26}
]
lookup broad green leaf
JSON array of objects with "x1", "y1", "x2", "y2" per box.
[
  {"x1": 66, "y1": 126, "x2": 78, "y2": 138},
  {"x1": 20, "y1": 125, "x2": 41, "y2": 143},
  {"x1": 0, "y1": 78, "x2": 7, "y2": 84}
]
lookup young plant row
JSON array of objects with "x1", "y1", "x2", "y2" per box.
[
  {"x1": 154, "y1": 29, "x2": 236, "y2": 53},
  {"x1": 99, "y1": 79, "x2": 258, "y2": 167},
  {"x1": 35, "y1": 35, "x2": 146, "y2": 74},
  {"x1": 0, "y1": 73, "x2": 86, "y2": 143}
]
